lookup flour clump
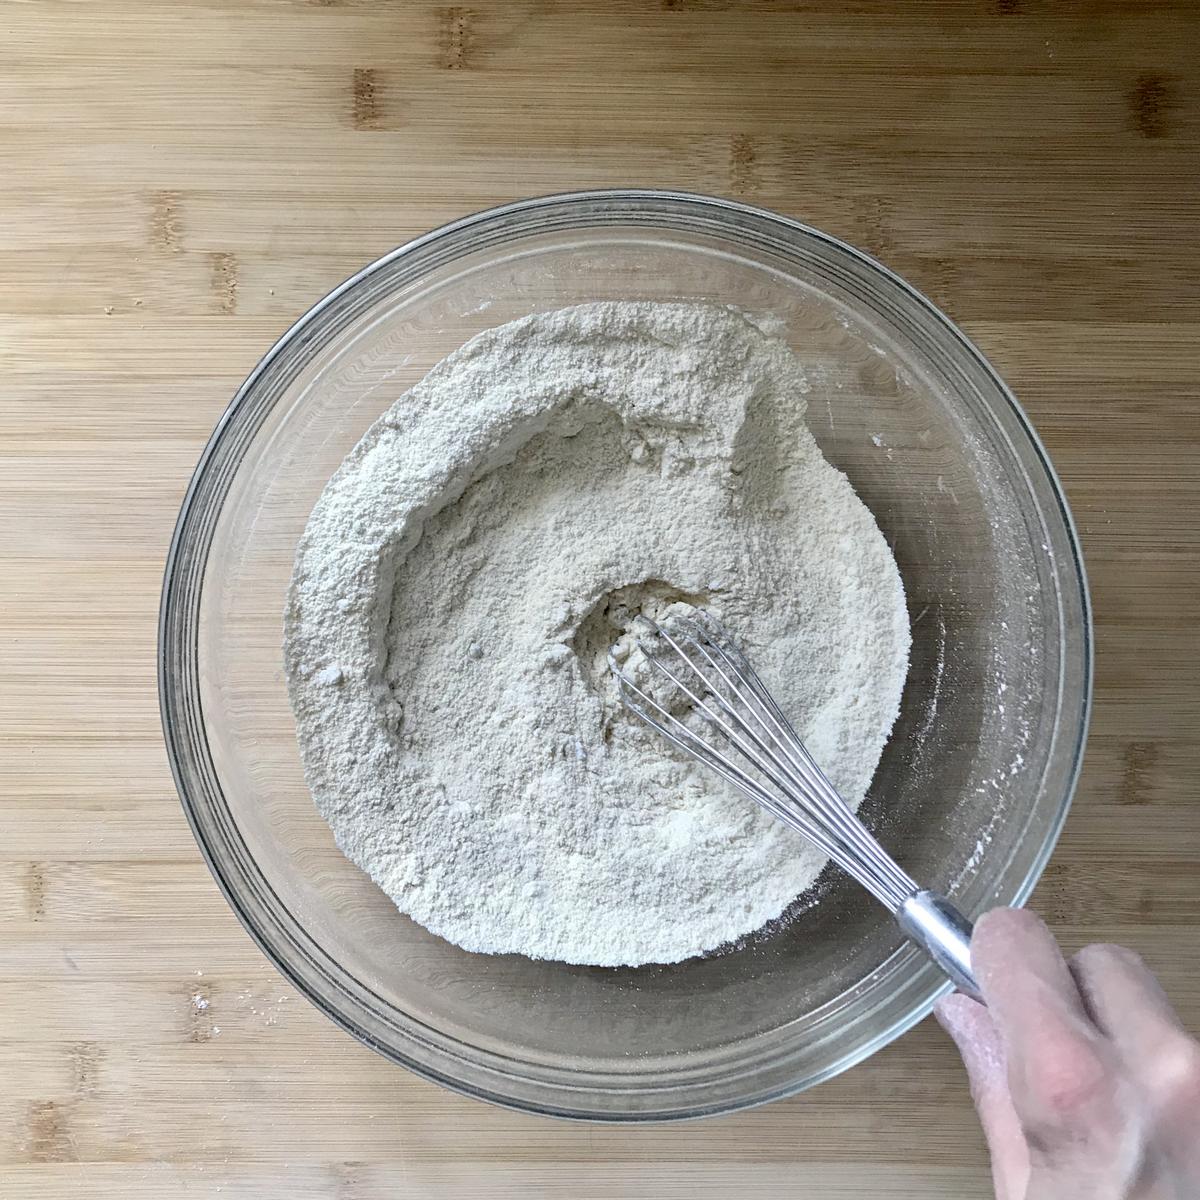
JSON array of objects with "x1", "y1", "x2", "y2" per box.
[{"x1": 284, "y1": 302, "x2": 910, "y2": 966}]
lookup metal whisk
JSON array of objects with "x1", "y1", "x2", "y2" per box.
[{"x1": 608, "y1": 612, "x2": 981, "y2": 1001}]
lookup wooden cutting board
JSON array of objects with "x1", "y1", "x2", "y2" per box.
[{"x1": 2, "y1": 2, "x2": 1197, "y2": 1196}]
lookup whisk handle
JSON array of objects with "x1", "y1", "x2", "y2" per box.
[{"x1": 896, "y1": 891, "x2": 982, "y2": 1003}]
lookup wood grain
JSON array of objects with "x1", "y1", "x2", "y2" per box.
[{"x1": 1, "y1": 1, "x2": 1198, "y2": 1196}]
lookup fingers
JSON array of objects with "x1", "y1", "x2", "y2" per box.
[
  {"x1": 961, "y1": 911, "x2": 1200, "y2": 1193},
  {"x1": 971, "y1": 910, "x2": 1123, "y2": 1165},
  {"x1": 973, "y1": 907, "x2": 1091, "y2": 1030},
  {"x1": 1072, "y1": 943, "x2": 1200, "y2": 1171},
  {"x1": 1070, "y1": 942, "x2": 1185, "y2": 1058},
  {"x1": 936, "y1": 993, "x2": 1030, "y2": 1200}
]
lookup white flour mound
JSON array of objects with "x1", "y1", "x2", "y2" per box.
[{"x1": 284, "y1": 302, "x2": 910, "y2": 966}]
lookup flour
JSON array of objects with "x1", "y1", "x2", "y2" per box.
[{"x1": 284, "y1": 302, "x2": 910, "y2": 967}]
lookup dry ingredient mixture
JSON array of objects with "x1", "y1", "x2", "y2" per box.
[{"x1": 284, "y1": 302, "x2": 910, "y2": 966}]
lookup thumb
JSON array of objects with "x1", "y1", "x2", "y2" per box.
[{"x1": 937, "y1": 993, "x2": 1031, "y2": 1200}]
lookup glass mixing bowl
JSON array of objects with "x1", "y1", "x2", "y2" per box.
[{"x1": 160, "y1": 191, "x2": 1091, "y2": 1120}]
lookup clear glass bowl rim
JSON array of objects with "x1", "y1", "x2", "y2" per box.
[{"x1": 159, "y1": 189, "x2": 1093, "y2": 1121}]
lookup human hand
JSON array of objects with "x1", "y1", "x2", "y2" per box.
[{"x1": 935, "y1": 908, "x2": 1200, "y2": 1200}]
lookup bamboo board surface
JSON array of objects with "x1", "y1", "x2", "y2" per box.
[{"x1": 1, "y1": 1, "x2": 1198, "y2": 1196}]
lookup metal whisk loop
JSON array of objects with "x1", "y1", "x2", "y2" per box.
[
  {"x1": 609, "y1": 612, "x2": 982, "y2": 1001},
  {"x1": 663, "y1": 618, "x2": 920, "y2": 907}
]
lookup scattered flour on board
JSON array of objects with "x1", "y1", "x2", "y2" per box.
[{"x1": 285, "y1": 302, "x2": 911, "y2": 966}]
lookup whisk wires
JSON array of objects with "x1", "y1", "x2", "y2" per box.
[{"x1": 608, "y1": 614, "x2": 917, "y2": 913}]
